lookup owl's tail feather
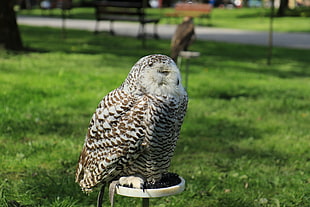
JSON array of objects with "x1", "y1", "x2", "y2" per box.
[{"x1": 97, "y1": 183, "x2": 105, "y2": 207}]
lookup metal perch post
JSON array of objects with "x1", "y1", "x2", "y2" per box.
[{"x1": 178, "y1": 51, "x2": 200, "y2": 90}]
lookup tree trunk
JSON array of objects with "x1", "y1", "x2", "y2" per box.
[
  {"x1": 277, "y1": 0, "x2": 289, "y2": 17},
  {"x1": 0, "y1": 0, "x2": 24, "y2": 50}
]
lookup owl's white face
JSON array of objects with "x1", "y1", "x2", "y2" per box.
[{"x1": 139, "y1": 60, "x2": 185, "y2": 97}]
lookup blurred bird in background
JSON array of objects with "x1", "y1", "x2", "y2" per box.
[{"x1": 171, "y1": 16, "x2": 196, "y2": 62}]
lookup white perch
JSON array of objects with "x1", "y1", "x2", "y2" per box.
[{"x1": 115, "y1": 176, "x2": 185, "y2": 207}]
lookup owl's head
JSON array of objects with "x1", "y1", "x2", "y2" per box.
[{"x1": 123, "y1": 54, "x2": 186, "y2": 97}]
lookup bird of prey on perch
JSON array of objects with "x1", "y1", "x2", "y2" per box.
[{"x1": 171, "y1": 16, "x2": 196, "y2": 62}]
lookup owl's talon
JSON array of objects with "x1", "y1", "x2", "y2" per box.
[{"x1": 119, "y1": 176, "x2": 145, "y2": 189}]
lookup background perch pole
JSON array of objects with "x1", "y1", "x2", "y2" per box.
[
  {"x1": 142, "y1": 198, "x2": 149, "y2": 207},
  {"x1": 267, "y1": 0, "x2": 274, "y2": 65}
]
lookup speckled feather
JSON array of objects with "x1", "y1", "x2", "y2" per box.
[{"x1": 75, "y1": 54, "x2": 188, "y2": 192}]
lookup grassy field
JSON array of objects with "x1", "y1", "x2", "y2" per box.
[
  {"x1": 18, "y1": 7, "x2": 310, "y2": 33},
  {"x1": 1, "y1": 25, "x2": 310, "y2": 207}
]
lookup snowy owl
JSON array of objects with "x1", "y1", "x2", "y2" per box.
[{"x1": 75, "y1": 54, "x2": 188, "y2": 205}]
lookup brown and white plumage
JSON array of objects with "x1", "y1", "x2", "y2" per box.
[
  {"x1": 75, "y1": 54, "x2": 188, "y2": 195},
  {"x1": 171, "y1": 16, "x2": 196, "y2": 62}
]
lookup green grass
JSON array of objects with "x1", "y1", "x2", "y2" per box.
[
  {"x1": 18, "y1": 7, "x2": 310, "y2": 33},
  {"x1": 1, "y1": 26, "x2": 310, "y2": 207},
  {"x1": 209, "y1": 8, "x2": 310, "y2": 32}
]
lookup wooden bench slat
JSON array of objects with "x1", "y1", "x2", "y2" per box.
[
  {"x1": 165, "y1": 3, "x2": 213, "y2": 23},
  {"x1": 176, "y1": 3, "x2": 212, "y2": 11},
  {"x1": 95, "y1": 1, "x2": 142, "y2": 8}
]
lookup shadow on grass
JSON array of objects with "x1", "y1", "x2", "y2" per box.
[
  {"x1": 192, "y1": 40, "x2": 310, "y2": 78},
  {"x1": 20, "y1": 25, "x2": 310, "y2": 78},
  {"x1": 183, "y1": 116, "x2": 261, "y2": 142},
  {"x1": 1, "y1": 112, "x2": 86, "y2": 140},
  {"x1": 1, "y1": 85, "x2": 87, "y2": 139},
  {"x1": 20, "y1": 25, "x2": 169, "y2": 57},
  {"x1": 16, "y1": 168, "x2": 98, "y2": 206},
  {"x1": 178, "y1": 114, "x2": 288, "y2": 162}
]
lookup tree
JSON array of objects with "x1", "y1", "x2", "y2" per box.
[
  {"x1": 0, "y1": 0, "x2": 24, "y2": 50},
  {"x1": 277, "y1": 0, "x2": 289, "y2": 17}
]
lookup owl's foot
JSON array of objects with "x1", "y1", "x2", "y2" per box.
[{"x1": 119, "y1": 175, "x2": 145, "y2": 189}]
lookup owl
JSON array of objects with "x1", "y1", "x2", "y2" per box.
[{"x1": 75, "y1": 54, "x2": 188, "y2": 204}]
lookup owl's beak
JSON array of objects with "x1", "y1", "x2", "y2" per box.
[{"x1": 158, "y1": 70, "x2": 170, "y2": 76}]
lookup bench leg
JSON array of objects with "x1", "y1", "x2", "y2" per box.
[
  {"x1": 109, "y1": 20, "x2": 115, "y2": 35},
  {"x1": 137, "y1": 23, "x2": 146, "y2": 39},
  {"x1": 153, "y1": 22, "x2": 159, "y2": 39},
  {"x1": 207, "y1": 15, "x2": 212, "y2": 26},
  {"x1": 94, "y1": 20, "x2": 100, "y2": 34},
  {"x1": 137, "y1": 23, "x2": 146, "y2": 48},
  {"x1": 61, "y1": 9, "x2": 67, "y2": 38},
  {"x1": 137, "y1": 22, "x2": 159, "y2": 39}
]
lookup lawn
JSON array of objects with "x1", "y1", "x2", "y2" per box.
[{"x1": 0, "y1": 25, "x2": 310, "y2": 207}]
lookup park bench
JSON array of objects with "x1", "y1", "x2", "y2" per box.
[
  {"x1": 165, "y1": 3, "x2": 213, "y2": 25},
  {"x1": 94, "y1": 1, "x2": 160, "y2": 41}
]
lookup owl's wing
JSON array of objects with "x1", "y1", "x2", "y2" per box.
[{"x1": 75, "y1": 89, "x2": 149, "y2": 192}]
